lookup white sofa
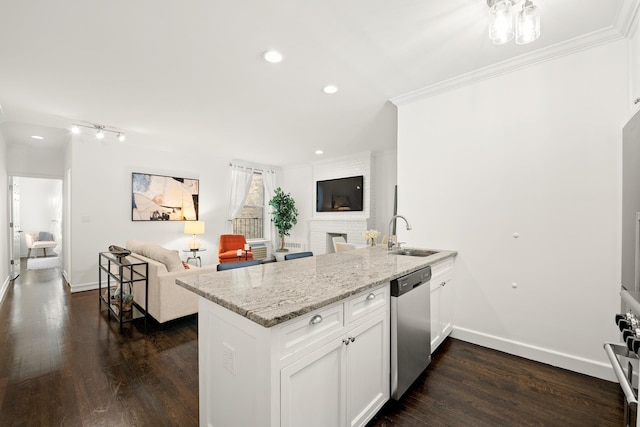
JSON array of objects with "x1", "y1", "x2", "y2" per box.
[{"x1": 126, "y1": 240, "x2": 216, "y2": 324}]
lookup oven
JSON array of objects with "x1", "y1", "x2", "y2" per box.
[{"x1": 605, "y1": 296, "x2": 640, "y2": 427}]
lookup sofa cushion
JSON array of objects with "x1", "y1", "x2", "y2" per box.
[{"x1": 126, "y1": 240, "x2": 183, "y2": 272}]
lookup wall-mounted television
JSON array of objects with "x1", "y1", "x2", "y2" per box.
[{"x1": 316, "y1": 175, "x2": 364, "y2": 212}]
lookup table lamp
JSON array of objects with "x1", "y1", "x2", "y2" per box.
[{"x1": 184, "y1": 221, "x2": 205, "y2": 249}]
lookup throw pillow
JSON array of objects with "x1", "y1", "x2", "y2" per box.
[
  {"x1": 141, "y1": 243, "x2": 183, "y2": 272},
  {"x1": 125, "y1": 241, "x2": 183, "y2": 272},
  {"x1": 39, "y1": 231, "x2": 54, "y2": 241}
]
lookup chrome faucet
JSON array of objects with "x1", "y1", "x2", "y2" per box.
[{"x1": 388, "y1": 215, "x2": 412, "y2": 250}]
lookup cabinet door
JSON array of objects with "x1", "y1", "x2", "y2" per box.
[
  {"x1": 430, "y1": 281, "x2": 442, "y2": 352},
  {"x1": 346, "y1": 313, "x2": 389, "y2": 427},
  {"x1": 281, "y1": 338, "x2": 346, "y2": 427},
  {"x1": 631, "y1": 20, "x2": 640, "y2": 115},
  {"x1": 440, "y1": 277, "x2": 453, "y2": 339}
]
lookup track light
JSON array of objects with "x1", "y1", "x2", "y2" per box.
[{"x1": 71, "y1": 123, "x2": 126, "y2": 141}]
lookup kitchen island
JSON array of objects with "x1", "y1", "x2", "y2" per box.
[{"x1": 177, "y1": 246, "x2": 456, "y2": 427}]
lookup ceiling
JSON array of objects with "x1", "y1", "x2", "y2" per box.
[{"x1": 0, "y1": 0, "x2": 635, "y2": 166}]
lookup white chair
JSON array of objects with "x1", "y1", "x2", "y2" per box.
[
  {"x1": 25, "y1": 232, "x2": 57, "y2": 258},
  {"x1": 335, "y1": 242, "x2": 356, "y2": 252},
  {"x1": 332, "y1": 236, "x2": 346, "y2": 252}
]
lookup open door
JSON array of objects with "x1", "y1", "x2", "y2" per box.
[{"x1": 8, "y1": 176, "x2": 21, "y2": 280}]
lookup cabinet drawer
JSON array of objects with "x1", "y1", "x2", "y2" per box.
[
  {"x1": 278, "y1": 304, "x2": 344, "y2": 360},
  {"x1": 431, "y1": 258, "x2": 454, "y2": 286},
  {"x1": 346, "y1": 285, "x2": 388, "y2": 325}
]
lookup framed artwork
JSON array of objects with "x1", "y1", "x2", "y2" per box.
[{"x1": 131, "y1": 172, "x2": 199, "y2": 221}]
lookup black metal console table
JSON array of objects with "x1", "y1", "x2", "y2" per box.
[{"x1": 98, "y1": 252, "x2": 148, "y2": 333}]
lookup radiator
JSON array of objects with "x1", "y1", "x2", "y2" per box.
[
  {"x1": 283, "y1": 241, "x2": 306, "y2": 251},
  {"x1": 250, "y1": 244, "x2": 268, "y2": 260}
]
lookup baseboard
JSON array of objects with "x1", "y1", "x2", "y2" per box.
[
  {"x1": 0, "y1": 275, "x2": 10, "y2": 304},
  {"x1": 451, "y1": 326, "x2": 616, "y2": 382},
  {"x1": 69, "y1": 281, "x2": 100, "y2": 293}
]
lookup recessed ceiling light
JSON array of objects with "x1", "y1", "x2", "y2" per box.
[
  {"x1": 30, "y1": 135, "x2": 44, "y2": 140},
  {"x1": 315, "y1": 150, "x2": 323, "y2": 155},
  {"x1": 71, "y1": 125, "x2": 80, "y2": 134},
  {"x1": 263, "y1": 50, "x2": 283, "y2": 63},
  {"x1": 323, "y1": 85, "x2": 338, "y2": 94}
]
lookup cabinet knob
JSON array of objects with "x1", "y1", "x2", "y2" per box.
[
  {"x1": 440, "y1": 281, "x2": 446, "y2": 287},
  {"x1": 309, "y1": 314, "x2": 323, "y2": 325},
  {"x1": 366, "y1": 293, "x2": 376, "y2": 301},
  {"x1": 350, "y1": 336, "x2": 356, "y2": 343},
  {"x1": 343, "y1": 338, "x2": 350, "y2": 346},
  {"x1": 635, "y1": 97, "x2": 640, "y2": 105}
]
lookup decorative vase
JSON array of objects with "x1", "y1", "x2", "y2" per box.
[{"x1": 370, "y1": 238, "x2": 376, "y2": 247}]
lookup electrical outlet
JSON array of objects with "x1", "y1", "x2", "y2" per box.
[{"x1": 223, "y1": 342, "x2": 235, "y2": 375}]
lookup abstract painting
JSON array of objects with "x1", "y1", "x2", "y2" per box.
[{"x1": 131, "y1": 173, "x2": 199, "y2": 221}]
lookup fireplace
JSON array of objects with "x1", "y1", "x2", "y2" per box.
[{"x1": 310, "y1": 219, "x2": 372, "y2": 255}]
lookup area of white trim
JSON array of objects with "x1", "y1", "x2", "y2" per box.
[
  {"x1": 0, "y1": 275, "x2": 10, "y2": 304},
  {"x1": 391, "y1": 26, "x2": 626, "y2": 106},
  {"x1": 615, "y1": 0, "x2": 640, "y2": 37},
  {"x1": 451, "y1": 326, "x2": 616, "y2": 382},
  {"x1": 69, "y1": 281, "x2": 99, "y2": 293}
]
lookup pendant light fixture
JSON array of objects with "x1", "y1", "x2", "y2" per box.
[
  {"x1": 487, "y1": 0, "x2": 540, "y2": 45},
  {"x1": 515, "y1": 0, "x2": 540, "y2": 45},
  {"x1": 488, "y1": 0, "x2": 514, "y2": 45}
]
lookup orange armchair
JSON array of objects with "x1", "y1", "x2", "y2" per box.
[{"x1": 218, "y1": 234, "x2": 254, "y2": 263}]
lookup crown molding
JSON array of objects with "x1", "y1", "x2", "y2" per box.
[
  {"x1": 390, "y1": 25, "x2": 626, "y2": 107},
  {"x1": 615, "y1": 0, "x2": 640, "y2": 37}
]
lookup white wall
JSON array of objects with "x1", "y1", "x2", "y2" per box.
[
  {"x1": 395, "y1": 40, "x2": 628, "y2": 380},
  {"x1": 280, "y1": 164, "x2": 313, "y2": 249},
  {"x1": 0, "y1": 130, "x2": 8, "y2": 299},
  {"x1": 6, "y1": 143, "x2": 65, "y2": 178},
  {"x1": 279, "y1": 150, "x2": 397, "y2": 253},
  {"x1": 18, "y1": 177, "x2": 62, "y2": 257},
  {"x1": 373, "y1": 149, "x2": 397, "y2": 235},
  {"x1": 68, "y1": 134, "x2": 230, "y2": 291}
]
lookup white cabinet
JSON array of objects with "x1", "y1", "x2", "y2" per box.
[
  {"x1": 346, "y1": 314, "x2": 389, "y2": 427},
  {"x1": 197, "y1": 283, "x2": 390, "y2": 427},
  {"x1": 430, "y1": 258, "x2": 454, "y2": 352},
  {"x1": 281, "y1": 312, "x2": 388, "y2": 427},
  {"x1": 281, "y1": 338, "x2": 345, "y2": 427},
  {"x1": 281, "y1": 287, "x2": 389, "y2": 427},
  {"x1": 630, "y1": 16, "x2": 640, "y2": 115}
]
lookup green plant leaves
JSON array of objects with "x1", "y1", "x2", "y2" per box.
[{"x1": 268, "y1": 187, "x2": 298, "y2": 238}]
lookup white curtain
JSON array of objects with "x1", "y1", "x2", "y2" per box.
[
  {"x1": 226, "y1": 164, "x2": 254, "y2": 232},
  {"x1": 262, "y1": 170, "x2": 278, "y2": 253}
]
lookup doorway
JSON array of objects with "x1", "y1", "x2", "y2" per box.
[{"x1": 9, "y1": 176, "x2": 63, "y2": 273}]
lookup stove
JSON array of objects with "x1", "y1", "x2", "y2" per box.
[{"x1": 605, "y1": 311, "x2": 640, "y2": 427}]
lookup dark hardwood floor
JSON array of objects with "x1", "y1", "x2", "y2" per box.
[
  {"x1": 369, "y1": 340, "x2": 624, "y2": 427},
  {"x1": 0, "y1": 264, "x2": 626, "y2": 426}
]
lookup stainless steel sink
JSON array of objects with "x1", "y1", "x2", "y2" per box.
[{"x1": 389, "y1": 249, "x2": 438, "y2": 257}]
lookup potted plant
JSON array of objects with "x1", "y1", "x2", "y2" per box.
[{"x1": 269, "y1": 187, "x2": 299, "y2": 253}]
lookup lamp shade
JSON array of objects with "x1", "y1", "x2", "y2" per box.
[
  {"x1": 184, "y1": 221, "x2": 205, "y2": 235},
  {"x1": 515, "y1": 1, "x2": 540, "y2": 45}
]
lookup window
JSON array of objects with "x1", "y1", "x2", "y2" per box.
[{"x1": 232, "y1": 172, "x2": 264, "y2": 240}]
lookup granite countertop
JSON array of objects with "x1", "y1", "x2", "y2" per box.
[{"x1": 176, "y1": 246, "x2": 457, "y2": 328}]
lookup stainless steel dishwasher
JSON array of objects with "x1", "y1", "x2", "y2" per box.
[{"x1": 390, "y1": 266, "x2": 432, "y2": 400}]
